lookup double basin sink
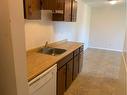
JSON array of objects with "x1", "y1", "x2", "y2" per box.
[{"x1": 39, "y1": 47, "x2": 67, "y2": 56}]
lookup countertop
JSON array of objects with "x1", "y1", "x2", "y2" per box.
[{"x1": 27, "y1": 41, "x2": 83, "y2": 81}]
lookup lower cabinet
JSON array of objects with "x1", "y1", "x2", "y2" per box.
[
  {"x1": 57, "y1": 45, "x2": 84, "y2": 95},
  {"x1": 79, "y1": 51, "x2": 83, "y2": 73},
  {"x1": 66, "y1": 59, "x2": 73, "y2": 89},
  {"x1": 57, "y1": 65, "x2": 66, "y2": 95},
  {"x1": 73, "y1": 55, "x2": 79, "y2": 80}
]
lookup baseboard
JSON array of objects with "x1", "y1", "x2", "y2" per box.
[{"x1": 88, "y1": 46, "x2": 122, "y2": 52}]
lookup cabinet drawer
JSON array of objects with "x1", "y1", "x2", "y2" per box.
[
  {"x1": 74, "y1": 48, "x2": 80, "y2": 56},
  {"x1": 57, "y1": 53, "x2": 73, "y2": 69}
]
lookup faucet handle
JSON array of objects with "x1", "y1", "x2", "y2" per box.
[{"x1": 44, "y1": 41, "x2": 48, "y2": 47}]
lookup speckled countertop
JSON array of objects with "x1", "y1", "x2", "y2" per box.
[{"x1": 27, "y1": 41, "x2": 83, "y2": 81}]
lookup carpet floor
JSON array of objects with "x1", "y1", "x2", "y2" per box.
[{"x1": 64, "y1": 48, "x2": 122, "y2": 95}]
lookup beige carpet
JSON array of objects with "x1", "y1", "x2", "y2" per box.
[{"x1": 65, "y1": 48, "x2": 122, "y2": 95}]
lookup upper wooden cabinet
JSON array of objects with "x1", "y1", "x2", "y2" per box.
[
  {"x1": 53, "y1": 0, "x2": 77, "y2": 22},
  {"x1": 71, "y1": 0, "x2": 77, "y2": 22},
  {"x1": 41, "y1": 0, "x2": 64, "y2": 10},
  {"x1": 64, "y1": 0, "x2": 72, "y2": 21},
  {"x1": 23, "y1": 0, "x2": 41, "y2": 19},
  {"x1": 23, "y1": 0, "x2": 77, "y2": 21},
  {"x1": 41, "y1": 0, "x2": 77, "y2": 22}
]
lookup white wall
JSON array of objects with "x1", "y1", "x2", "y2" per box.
[
  {"x1": 89, "y1": 4, "x2": 125, "y2": 51},
  {"x1": 73, "y1": 0, "x2": 91, "y2": 48},
  {"x1": 25, "y1": 0, "x2": 91, "y2": 50}
]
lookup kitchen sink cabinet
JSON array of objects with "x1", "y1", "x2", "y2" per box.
[
  {"x1": 57, "y1": 45, "x2": 84, "y2": 95},
  {"x1": 23, "y1": 0, "x2": 41, "y2": 19},
  {"x1": 57, "y1": 53, "x2": 73, "y2": 95}
]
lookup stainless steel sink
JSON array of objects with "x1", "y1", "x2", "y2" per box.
[{"x1": 38, "y1": 47, "x2": 67, "y2": 56}]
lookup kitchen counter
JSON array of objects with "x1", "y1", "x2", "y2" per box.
[{"x1": 27, "y1": 41, "x2": 83, "y2": 81}]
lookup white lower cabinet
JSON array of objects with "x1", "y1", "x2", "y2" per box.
[{"x1": 29, "y1": 64, "x2": 57, "y2": 95}]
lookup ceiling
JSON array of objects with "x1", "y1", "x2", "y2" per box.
[{"x1": 83, "y1": 0, "x2": 125, "y2": 6}]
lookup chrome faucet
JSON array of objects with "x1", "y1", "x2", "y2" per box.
[{"x1": 44, "y1": 41, "x2": 48, "y2": 48}]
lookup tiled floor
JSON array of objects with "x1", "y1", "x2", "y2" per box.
[{"x1": 64, "y1": 48, "x2": 122, "y2": 95}]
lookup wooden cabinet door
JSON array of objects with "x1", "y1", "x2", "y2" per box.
[
  {"x1": 41, "y1": 0, "x2": 64, "y2": 10},
  {"x1": 71, "y1": 0, "x2": 77, "y2": 22},
  {"x1": 79, "y1": 51, "x2": 83, "y2": 73},
  {"x1": 41, "y1": 0, "x2": 56, "y2": 10},
  {"x1": 57, "y1": 0, "x2": 65, "y2": 10},
  {"x1": 49, "y1": 0, "x2": 77, "y2": 22},
  {"x1": 66, "y1": 59, "x2": 73, "y2": 89},
  {"x1": 64, "y1": 0, "x2": 72, "y2": 21},
  {"x1": 73, "y1": 55, "x2": 79, "y2": 80},
  {"x1": 57, "y1": 65, "x2": 66, "y2": 95},
  {"x1": 24, "y1": 0, "x2": 41, "y2": 19}
]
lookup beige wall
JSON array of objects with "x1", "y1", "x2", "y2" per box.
[
  {"x1": 89, "y1": 4, "x2": 125, "y2": 51},
  {"x1": 119, "y1": 2, "x2": 127, "y2": 95},
  {"x1": 25, "y1": 0, "x2": 91, "y2": 50},
  {"x1": 0, "y1": 0, "x2": 17, "y2": 94},
  {"x1": 0, "y1": 0, "x2": 28, "y2": 95}
]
